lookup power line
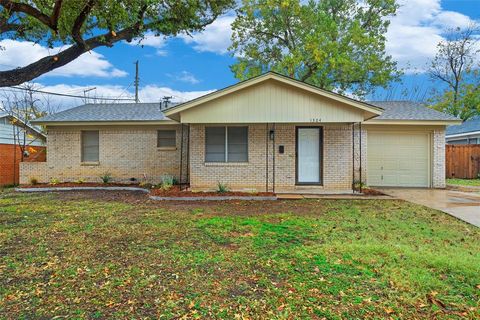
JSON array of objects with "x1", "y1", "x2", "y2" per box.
[{"x1": 4, "y1": 86, "x2": 136, "y2": 101}]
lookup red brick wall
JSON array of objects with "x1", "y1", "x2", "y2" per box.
[{"x1": 0, "y1": 144, "x2": 46, "y2": 186}]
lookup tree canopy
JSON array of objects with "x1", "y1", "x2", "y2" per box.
[
  {"x1": 229, "y1": 0, "x2": 400, "y2": 97},
  {"x1": 0, "y1": 0, "x2": 234, "y2": 87}
]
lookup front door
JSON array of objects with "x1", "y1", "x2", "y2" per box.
[{"x1": 296, "y1": 127, "x2": 322, "y2": 184}]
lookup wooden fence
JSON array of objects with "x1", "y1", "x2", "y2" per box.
[{"x1": 446, "y1": 145, "x2": 480, "y2": 179}]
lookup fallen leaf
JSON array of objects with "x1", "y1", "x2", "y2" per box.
[{"x1": 384, "y1": 307, "x2": 394, "y2": 314}]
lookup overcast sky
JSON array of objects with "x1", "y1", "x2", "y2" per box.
[{"x1": 0, "y1": 0, "x2": 479, "y2": 109}]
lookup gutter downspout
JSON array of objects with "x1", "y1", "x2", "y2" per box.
[
  {"x1": 272, "y1": 123, "x2": 276, "y2": 193},
  {"x1": 266, "y1": 123, "x2": 269, "y2": 192}
]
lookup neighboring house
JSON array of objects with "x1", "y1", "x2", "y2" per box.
[
  {"x1": 446, "y1": 116, "x2": 480, "y2": 144},
  {"x1": 0, "y1": 112, "x2": 46, "y2": 186},
  {"x1": 21, "y1": 72, "x2": 460, "y2": 192}
]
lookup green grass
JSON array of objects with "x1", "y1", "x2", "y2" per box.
[
  {"x1": 0, "y1": 192, "x2": 479, "y2": 319},
  {"x1": 447, "y1": 178, "x2": 480, "y2": 187}
]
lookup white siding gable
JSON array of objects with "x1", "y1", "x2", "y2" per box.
[{"x1": 179, "y1": 80, "x2": 368, "y2": 124}]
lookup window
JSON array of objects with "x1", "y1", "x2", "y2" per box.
[
  {"x1": 205, "y1": 126, "x2": 248, "y2": 162},
  {"x1": 157, "y1": 130, "x2": 176, "y2": 148},
  {"x1": 81, "y1": 131, "x2": 99, "y2": 162}
]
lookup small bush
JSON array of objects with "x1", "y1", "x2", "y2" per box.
[
  {"x1": 353, "y1": 179, "x2": 366, "y2": 190},
  {"x1": 160, "y1": 174, "x2": 175, "y2": 191},
  {"x1": 217, "y1": 182, "x2": 229, "y2": 193},
  {"x1": 139, "y1": 181, "x2": 153, "y2": 189},
  {"x1": 50, "y1": 178, "x2": 60, "y2": 185},
  {"x1": 29, "y1": 177, "x2": 39, "y2": 185},
  {"x1": 100, "y1": 172, "x2": 112, "y2": 184},
  {"x1": 75, "y1": 178, "x2": 85, "y2": 184}
]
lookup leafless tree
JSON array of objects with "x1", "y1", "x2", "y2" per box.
[
  {"x1": 0, "y1": 84, "x2": 59, "y2": 161},
  {"x1": 429, "y1": 24, "x2": 480, "y2": 104}
]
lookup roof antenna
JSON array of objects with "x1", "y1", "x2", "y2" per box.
[
  {"x1": 83, "y1": 87, "x2": 96, "y2": 104},
  {"x1": 162, "y1": 96, "x2": 172, "y2": 109}
]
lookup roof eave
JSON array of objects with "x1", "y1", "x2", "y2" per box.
[
  {"x1": 446, "y1": 130, "x2": 480, "y2": 138},
  {"x1": 365, "y1": 119, "x2": 462, "y2": 125},
  {"x1": 32, "y1": 119, "x2": 178, "y2": 126},
  {"x1": 3, "y1": 114, "x2": 46, "y2": 138}
]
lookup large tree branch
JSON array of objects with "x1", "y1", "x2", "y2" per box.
[
  {"x1": 0, "y1": 23, "x2": 147, "y2": 87},
  {"x1": 71, "y1": 0, "x2": 96, "y2": 46},
  {"x1": 0, "y1": 0, "x2": 53, "y2": 29},
  {"x1": 50, "y1": 0, "x2": 63, "y2": 33}
]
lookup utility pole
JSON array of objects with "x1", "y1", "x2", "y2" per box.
[{"x1": 134, "y1": 60, "x2": 139, "y2": 103}]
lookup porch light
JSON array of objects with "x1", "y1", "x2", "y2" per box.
[{"x1": 269, "y1": 129, "x2": 275, "y2": 141}]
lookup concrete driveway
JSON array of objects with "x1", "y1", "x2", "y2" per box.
[{"x1": 380, "y1": 188, "x2": 480, "y2": 227}]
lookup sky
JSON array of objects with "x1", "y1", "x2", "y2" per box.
[{"x1": 0, "y1": 0, "x2": 479, "y2": 110}]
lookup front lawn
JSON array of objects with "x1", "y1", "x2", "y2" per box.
[
  {"x1": 447, "y1": 178, "x2": 480, "y2": 187},
  {"x1": 0, "y1": 191, "x2": 479, "y2": 319}
]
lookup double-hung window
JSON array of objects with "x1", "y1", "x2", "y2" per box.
[
  {"x1": 81, "y1": 131, "x2": 99, "y2": 162},
  {"x1": 205, "y1": 126, "x2": 248, "y2": 162}
]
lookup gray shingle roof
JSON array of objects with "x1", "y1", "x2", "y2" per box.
[
  {"x1": 368, "y1": 101, "x2": 459, "y2": 121},
  {"x1": 33, "y1": 100, "x2": 459, "y2": 124},
  {"x1": 446, "y1": 116, "x2": 480, "y2": 135},
  {"x1": 33, "y1": 103, "x2": 177, "y2": 123}
]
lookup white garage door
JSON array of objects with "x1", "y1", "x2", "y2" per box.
[{"x1": 367, "y1": 131, "x2": 431, "y2": 187}]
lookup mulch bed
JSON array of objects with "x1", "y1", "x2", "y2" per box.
[
  {"x1": 19, "y1": 182, "x2": 144, "y2": 189},
  {"x1": 361, "y1": 188, "x2": 386, "y2": 196},
  {"x1": 150, "y1": 186, "x2": 275, "y2": 198}
]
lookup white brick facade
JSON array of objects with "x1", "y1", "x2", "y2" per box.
[
  {"x1": 20, "y1": 125, "x2": 186, "y2": 184},
  {"x1": 189, "y1": 124, "x2": 358, "y2": 192},
  {"x1": 20, "y1": 124, "x2": 447, "y2": 190},
  {"x1": 433, "y1": 129, "x2": 446, "y2": 188}
]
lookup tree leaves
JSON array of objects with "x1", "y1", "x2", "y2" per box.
[{"x1": 230, "y1": 0, "x2": 401, "y2": 97}]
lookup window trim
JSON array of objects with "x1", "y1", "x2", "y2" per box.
[
  {"x1": 157, "y1": 129, "x2": 177, "y2": 150},
  {"x1": 205, "y1": 126, "x2": 248, "y2": 163},
  {"x1": 81, "y1": 130, "x2": 99, "y2": 163}
]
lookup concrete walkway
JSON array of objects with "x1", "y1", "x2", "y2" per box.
[{"x1": 380, "y1": 188, "x2": 480, "y2": 227}]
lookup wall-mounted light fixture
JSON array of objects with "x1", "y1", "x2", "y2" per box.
[{"x1": 269, "y1": 129, "x2": 275, "y2": 141}]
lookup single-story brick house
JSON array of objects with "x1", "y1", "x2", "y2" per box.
[{"x1": 21, "y1": 72, "x2": 460, "y2": 192}]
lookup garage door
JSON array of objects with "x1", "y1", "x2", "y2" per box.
[{"x1": 367, "y1": 131, "x2": 431, "y2": 187}]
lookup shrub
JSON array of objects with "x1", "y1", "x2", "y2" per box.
[
  {"x1": 353, "y1": 180, "x2": 366, "y2": 190},
  {"x1": 160, "y1": 174, "x2": 175, "y2": 191},
  {"x1": 217, "y1": 182, "x2": 229, "y2": 193},
  {"x1": 75, "y1": 178, "x2": 85, "y2": 184},
  {"x1": 100, "y1": 172, "x2": 112, "y2": 184},
  {"x1": 29, "y1": 177, "x2": 39, "y2": 185},
  {"x1": 50, "y1": 178, "x2": 60, "y2": 185},
  {"x1": 139, "y1": 181, "x2": 153, "y2": 189}
]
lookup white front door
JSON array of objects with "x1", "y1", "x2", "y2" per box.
[{"x1": 297, "y1": 128, "x2": 321, "y2": 184}]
